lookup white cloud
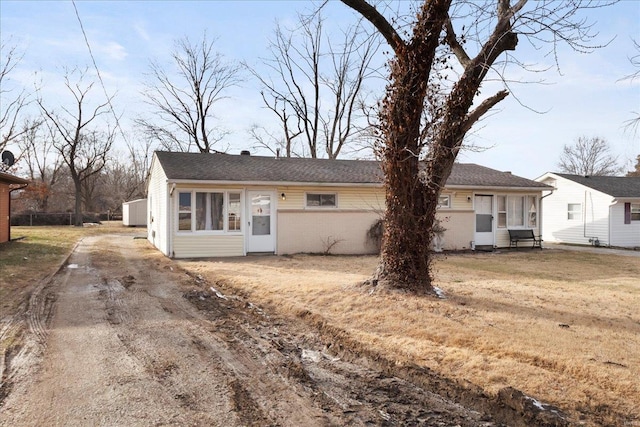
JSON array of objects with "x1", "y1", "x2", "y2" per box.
[{"x1": 100, "y1": 41, "x2": 127, "y2": 61}]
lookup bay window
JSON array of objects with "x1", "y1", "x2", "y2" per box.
[
  {"x1": 497, "y1": 195, "x2": 538, "y2": 228},
  {"x1": 178, "y1": 191, "x2": 242, "y2": 232}
]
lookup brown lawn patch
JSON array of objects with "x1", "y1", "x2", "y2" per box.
[{"x1": 181, "y1": 250, "x2": 640, "y2": 426}]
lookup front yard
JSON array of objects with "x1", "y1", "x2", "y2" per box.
[
  {"x1": 2, "y1": 225, "x2": 638, "y2": 425},
  {"x1": 182, "y1": 249, "x2": 640, "y2": 426}
]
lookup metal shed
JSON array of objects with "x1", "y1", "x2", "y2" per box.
[{"x1": 122, "y1": 198, "x2": 147, "y2": 227}]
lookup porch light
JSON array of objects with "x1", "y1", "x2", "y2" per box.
[{"x1": 281, "y1": 193, "x2": 286, "y2": 201}]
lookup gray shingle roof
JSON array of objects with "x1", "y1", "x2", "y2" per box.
[
  {"x1": 555, "y1": 173, "x2": 640, "y2": 198},
  {"x1": 155, "y1": 151, "x2": 548, "y2": 189}
]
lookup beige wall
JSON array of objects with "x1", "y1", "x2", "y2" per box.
[
  {"x1": 436, "y1": 211, "x2": 475, "y2": 250},
  {"x1": 277, "y1": 210, "x2": 381, "y2": 255}
]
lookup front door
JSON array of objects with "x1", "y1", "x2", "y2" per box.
[
  {"x1": 475, "y1": 195, "x2": 494, "y2": 247},
  {"x1": 246, "y1": 191, "x2": 275, "y2": 253}
]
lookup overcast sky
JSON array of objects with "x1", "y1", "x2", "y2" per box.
[{"x1": 1, "y1": 0, "x2": 639, "y2": 179}]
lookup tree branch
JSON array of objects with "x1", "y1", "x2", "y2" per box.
[
  {"x1": 340, "y1": 0, "x2": 404, "y2": 53},
  {"x1": 461, "y1": 89, "x2": 509, "y2": 134},
  {"x1": 444, "y1": 16, "x2": 470, "y2": 68}
]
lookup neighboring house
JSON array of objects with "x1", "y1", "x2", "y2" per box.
[
  {"x1": 147, "y1": 151, "x2": 550, "y2": 258},
  {"x1": 122, "y1": 198, "x2": 148, "y2": 227},
  {"x1": 0, "y1": 171, "x2": 29, "y2": 243},
  {"x1": 535, "y1": 172, "x2": 640, "y2": 248}
]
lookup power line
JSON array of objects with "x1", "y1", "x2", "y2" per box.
[{"x1": 71, "y1": 0, "x2": 129, "y2": 145}]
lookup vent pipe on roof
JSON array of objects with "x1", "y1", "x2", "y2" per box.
[{"x1": 240, "y1": 150, "x2": 250, "y2": 156}]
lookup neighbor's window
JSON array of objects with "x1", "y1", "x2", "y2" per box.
[
  {"x1": 178, "y1": 192, "x2": 192, "y2": 231},
  {"x1": 497, "y1": 196, "x2": 507, "y2": 228},
  {"x1": 631, "y1": 203, "x2": 640, "y2": 221},
  {"x1": 568, "y1": 203, "x2": 582, "y2": 221},
  {"x1": 306, "y1": 193, "x2": 336, "y2": 207},
  {"x1": 178, "y1": 191, "x2": 242, "y2": 232},
  {"x1": 437, "y1": 195, "x2": 450, "y2": 209}
]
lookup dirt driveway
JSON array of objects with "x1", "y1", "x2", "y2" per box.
[{"x1": 1, "y1": 234, "x2": 502, "y2": 426}]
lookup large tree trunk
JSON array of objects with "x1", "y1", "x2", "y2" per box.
[
  {"x1": 371, "y1": 0, "x2": 451, "y2": 293},
  {"x1": 73, "y1": 178, "x2": 83, "y2": 227}
]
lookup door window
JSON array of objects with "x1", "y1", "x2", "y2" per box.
[{"x1": 251, "y1": 194, "x2": 271, "y2": 236}]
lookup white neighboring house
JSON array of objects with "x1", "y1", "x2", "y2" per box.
[{"x1": 536, "y1": 173, "x2": 640, "y2": 248}]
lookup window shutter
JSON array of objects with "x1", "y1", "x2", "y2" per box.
[{"x1": 624, "y1": 202, "x2": 631, "y2": 224}]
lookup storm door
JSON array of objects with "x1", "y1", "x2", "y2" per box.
[
  {"x1": 246, "y1": 191, "x2": 275, "y2": 253},
  {"x1": 474, "y1": 195, "x2": 494, "y2": 247}
]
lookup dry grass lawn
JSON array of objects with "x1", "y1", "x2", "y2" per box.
[{"x1": 182, "y1": 250, "x2": 640, "y2": 426}]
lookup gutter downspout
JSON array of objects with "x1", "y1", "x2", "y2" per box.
[
  {"x1": 608, "y1": 198, "x2": 617, "y2": 247},
  {"x1": 539, "y1": 187, "x2": 555, "y2": 245},
  {"x1": 168, "y1": 182, "x2": 175, "y2": 258}
]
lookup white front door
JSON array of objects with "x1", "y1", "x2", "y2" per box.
[
  {"x1": 475, "y1": 195, "x2": 494, "y2": 246},
  {"x1": 246, "y1": 191, "x2": 276, "y2": 253}
]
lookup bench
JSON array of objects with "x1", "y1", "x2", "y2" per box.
[{"x1": 508, "y1": 229, "x2": 542, "y2": 249}]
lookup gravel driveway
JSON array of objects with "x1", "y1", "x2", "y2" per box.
[{"x1": 0, "y1": 234, "x2": 501, "y2": 426}]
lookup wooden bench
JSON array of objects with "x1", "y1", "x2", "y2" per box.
[{"x1": 508, "y1": 229, "x2": 542, "y2": 249}]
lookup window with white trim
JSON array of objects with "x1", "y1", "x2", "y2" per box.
[
  {"x1": 497, "y1": 196, "x2": 507, "y2": 228},
  {"x1": 306, "y1": 193, "x2": 336, "y2": 207},
  {"x1": 437, "y1": 195, "x2": 450, "y2": 209},
  {"x1": 527, "y1": 195, "x2": 537, "y2": 228},
  {"x1": 178, "y1": 191, "x2": 242, "y2": 232},
  {"x1": 631, "y1": 203, "x2": 640, "y2": 221},
  {"x1": 178, "y1": 192, "x2": 192, "y2": 231},
  {"x1": 567, "y1": 203, "x2": 582, "y2": 221},
  {"x1": 497, "y1": 195, "x2": 537, "y2": 228},
  {"x1": 507, "y1": 196, "x2": 525, "y2": 227}
]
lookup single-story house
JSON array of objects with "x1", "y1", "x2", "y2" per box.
[
  {"x1": 535, "y1": 172, "x2": 640, "y2": 248},
  {"x1": 1, "y1": 171, "x2": 29, "y2": 243},
  {"x1": 122, "y1": 198, "x2": 148, "y2": 227},
  {"x1": 147, "y1": 151, "x2": 550, "y2": 258}
]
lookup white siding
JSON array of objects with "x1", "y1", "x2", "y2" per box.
[
  {"x1": 147, "y1": 157, "x2": 170, "y2": 255},
  {"x1": 610, "y1": 202, "x2": 640, "y2": 248},
  {"x1": 538, "y1": 175, "x2": 612, "y2": 246}
]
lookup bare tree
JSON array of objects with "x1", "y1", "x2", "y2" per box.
[
  {"x1": 622, "y1": 39, "x2": 639, "y2": 135},
  {"x1": 248, "y1": 8, "x2": 381, "y2": 158},
  {"x1": 558, "y1": 136, "x2": 624, "y2": 176},
  {"x1": 17, "y1": 117, "x2": 64, "y2": 211},
  {"x1": 137, "y1": 33, "x2": 242, "y2": 153},
  {"x1": 37, "y1": 67, "x2": 116, "y2": 226},
  {"x1": 1, "y1": 42, "x2": 38, "y2": 159},
  {"x1": 341, "y1": 0, "x2": 613, "y2": 293},
  {"x1": 625, "y1": 154, "x2": 640, "y2": 177}
]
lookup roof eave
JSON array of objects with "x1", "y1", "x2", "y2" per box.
[
  {"x1": 166, "y1": 178, "x2": 384, "y2": 188},
  {"x1": 445, "y1": 184, "x2": 551, "y2": 191}
]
